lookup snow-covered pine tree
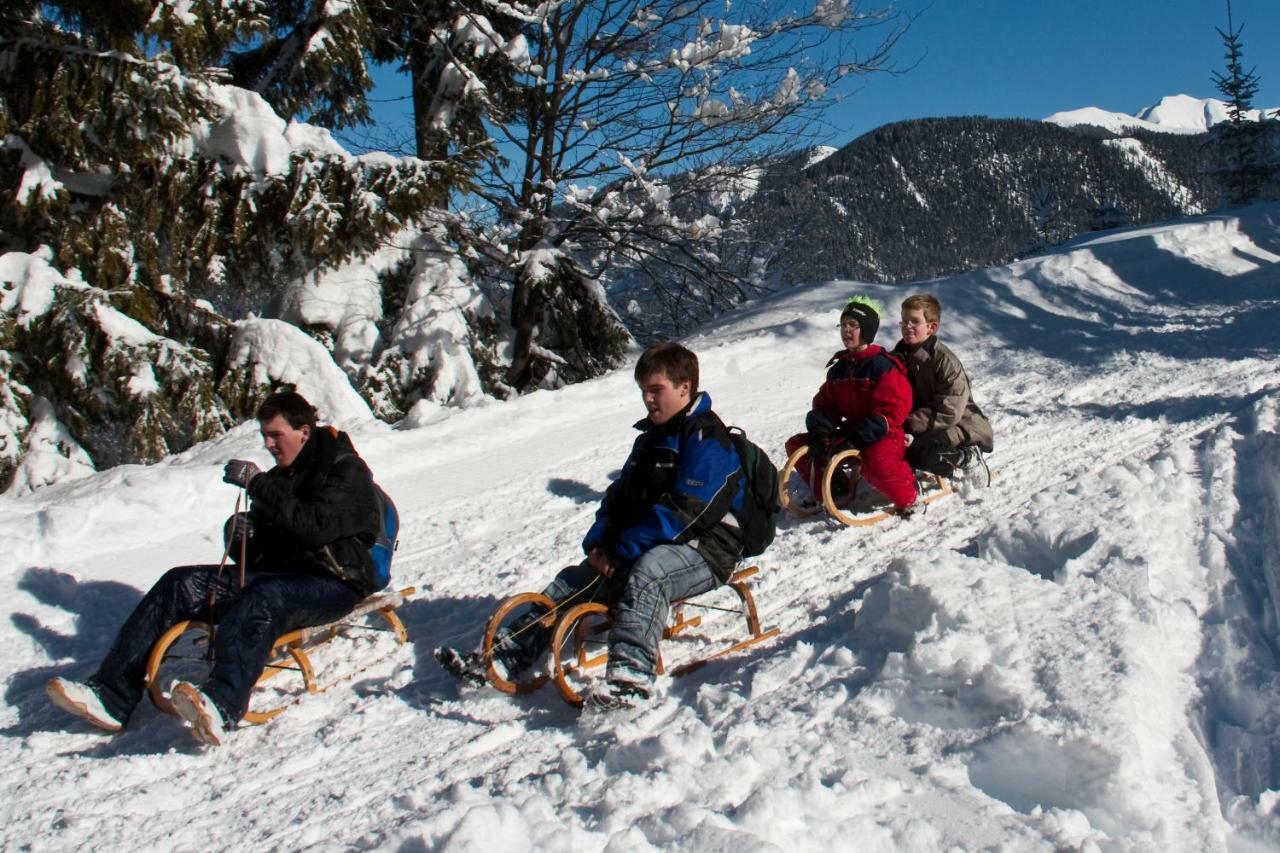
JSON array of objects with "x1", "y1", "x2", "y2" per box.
[
  {"x1": 366, "y1": 0, "x2": 522, "y2": 162},
  {"x1": 1027, "y1": 184, "x2": 1062, "y2": 254},
  {"x1": 0, "y1": 2, "x2": 467, "y2": 492},
  {"x1": 223, "y1": 0, "x2": 375, "y2": 129},
  {"x1": 1210, "y1": 2, "x2": 1275, "y2": 205}
]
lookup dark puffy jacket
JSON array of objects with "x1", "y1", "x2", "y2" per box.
[
  {"x1": 891, "y1": 336, "x2": 994, "y2": 452},
  {"x1": 811, "y1": 344, "x2": 913, "y2": 447},
  {"x1": 583, "y1": 393, "x2": 745, "y2": 581},
  {"x1": 244, "y1": 426, "x2": 382, "y2": 596}
]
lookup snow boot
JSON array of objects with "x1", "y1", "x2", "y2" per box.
[
  {"x1": 435, "y1": 646, "x2": 488, "y2": 689},
  {"x1": 170, "y1": 682, "x2": 226, "y2": 747},
  {"x1": 583, "y1": 679, "x2": 651, "y2": 713},
  {"x1": 45, "y1": 677, "x2": 123, "y2": 733}
]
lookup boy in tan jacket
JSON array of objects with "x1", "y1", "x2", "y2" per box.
[{"x1": 891, "y1": 294, "x2": 994, "y2": 478}]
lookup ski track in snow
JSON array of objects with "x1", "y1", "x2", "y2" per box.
[{"x1": 3, "y1": 206, "x2": 1280, "y2": 851}]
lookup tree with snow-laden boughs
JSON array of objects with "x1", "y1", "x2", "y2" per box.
[
  {"x1": 448, "y1": 0, "x2": 907, "y2": 389},
  {"x1": 0, "y1": 1, "x2": 473, "y2": 492},
  {"x1": 366, "y1": 0, "x2": 524, "y2": 162}
]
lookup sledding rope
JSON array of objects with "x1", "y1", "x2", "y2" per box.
[
  {"x1": 237, "y1": 488, "x2": 248, "y2": 588},
  {"x1": 499, "y1": 572, "x2": 603, "y2": 647},
  {"x1": 204, "y1": 486, "x2": 249, "y2": 661}
]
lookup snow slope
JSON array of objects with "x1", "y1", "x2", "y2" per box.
[
  {"x1": 3, "y1": 205, "x2": 1280, "y2": 851},
  {"x1": 1045, "y1": 93, "x2": 1278, "y2": 135}
]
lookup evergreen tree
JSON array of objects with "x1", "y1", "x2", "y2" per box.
[
  {"x1": 366, "y1": 0, "x2": 522, "y2": 162},
  {"x1": 1027, "y1": 184, "x2": 1062, "y2": 253},
  {"x1": 0, "y1": 2, "x2": 468, "y2": 491},
  {"x1": 1210, "y1": 1, "x2": 1273, "y2": 204}
]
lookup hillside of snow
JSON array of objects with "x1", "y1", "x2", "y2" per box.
[
  {"x1": 1045, "y1": 93, "x2": 1278, "y2": 135},
  {"x1": 2, "y1": 204, "x2": 1280, "y2": 850}
]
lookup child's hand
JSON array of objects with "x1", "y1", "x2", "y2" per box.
[{"x1": 588, "y1": 548, "x2": 615, "y2": 578}]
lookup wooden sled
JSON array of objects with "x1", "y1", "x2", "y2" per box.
[
  {"x1": 144, "y1": 587, "x2": 415, "y2": 725},
  {"x1": 779, "y1": 445, "x2": 951, "y2": 526},
  {"x1": 481, "y1": 566, "x2": 779, "y2": 708}
]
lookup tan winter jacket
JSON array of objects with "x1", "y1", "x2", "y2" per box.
[{"x1": 891, "y1": 336, "x2": 994, "y2": 451}]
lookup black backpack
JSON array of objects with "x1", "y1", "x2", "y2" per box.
[{"x1": 728, "y1": 427, "x2": 780, "y2": 557}]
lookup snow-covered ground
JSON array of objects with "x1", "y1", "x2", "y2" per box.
[{"x1": 3, "y1": 205, "x2": 1280, "y2": 851}]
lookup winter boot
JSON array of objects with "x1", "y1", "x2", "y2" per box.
[
  {"x1": 170, "y1": 682, "x2": 227, "y2": 747},
  {"x1": 583, "y1": 679, "x2": 651, "y2": 713},
  {"x1": 46, "y1": 677, "x2": 123, "y2": 733},
  {"x1": 435, "y1": 646, "x2": 488, "y2": 689}
]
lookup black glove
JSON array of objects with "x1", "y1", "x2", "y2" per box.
[
  {"x1": 223, "y1": 512, "x2": 253, "y2": 555},
  {"x1": 223, "y1": 459, "x2": 262, "y2": 489},
  {"x1": 805, "y1": 409, "x2": 837, "y2": 438},
  {"x1": 805, "y1": 410, "x2": 836, "y2": 464}
]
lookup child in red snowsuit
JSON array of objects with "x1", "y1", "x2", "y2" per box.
[{"x1": 785, "y1": 296, "x2": 918, "y2": 511}]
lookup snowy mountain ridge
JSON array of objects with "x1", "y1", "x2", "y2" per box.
[
  {"x1": 2, "y1": 203, "x2": 1280, "y2": 850},
  {"x1": 1045, "y1": 93, "x2": 1279, "y2": 135}
]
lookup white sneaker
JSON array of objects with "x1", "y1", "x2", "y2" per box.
[
  {"x1": 169, "y1": 682, "x2": 226, "y2": 747},
  {"x1": 46, "y1": 677, "x2": 123, "y2": 733}
]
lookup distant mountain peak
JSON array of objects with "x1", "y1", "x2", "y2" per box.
[{"x1": 1045, "y1": 94, "x2": 1278, "y2": 135}]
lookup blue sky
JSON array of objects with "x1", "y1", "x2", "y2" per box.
[
  {"x1": 360, "y1": 0, "x2": 1280, "y2": 150},
  {"x1": 818, "y1": 0, "x2": 1280, "y2": 142}
]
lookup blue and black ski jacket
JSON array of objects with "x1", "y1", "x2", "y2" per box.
[{"x1": 583, "y1": 392, "x2": 746, "y2": 581}]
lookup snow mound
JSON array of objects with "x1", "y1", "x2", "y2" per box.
[{"x1": 227, "y1": 318, "x2": 373, "y2": 424}]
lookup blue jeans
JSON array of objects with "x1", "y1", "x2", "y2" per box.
[
  {"x1": 507, "y1": 544, "x2": 721, "y2": 685},
  {"x1": 91, "y1": 565, "x2": 360, "y2": 724},
  {"x1": 608, "y1": 544, "x2": 720, "y2": 683}
]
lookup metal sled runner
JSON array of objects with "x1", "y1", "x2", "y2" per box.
[
  {"x1": 143, "y1": 587, "x2": 415, "y2": 725},
  {"x1": 480, "y1": 566, "x2": 778, "y2": 708},
  {"x1": 778, "y1": 445, "x2": 952, "y2": 526}
]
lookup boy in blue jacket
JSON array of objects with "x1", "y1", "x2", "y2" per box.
[{"x1": 437, "y1": 342, "x2": 746, "y2": 710}]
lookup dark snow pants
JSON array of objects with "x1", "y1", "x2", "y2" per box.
[{"x1": 91, "y1": 565, "x2": 360, "y2": 725}]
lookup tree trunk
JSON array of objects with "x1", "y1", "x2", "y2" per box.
[
  {"x1": 505, "y1": 267, "x2": 542, "y2": 390},
  {"x1": 410, "y1": 49, "x2": 447, "y2": 162}
]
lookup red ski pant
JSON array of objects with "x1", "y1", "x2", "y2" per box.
[{"x1": 785, "y1": 432, "x2": 918, "y2": 509}]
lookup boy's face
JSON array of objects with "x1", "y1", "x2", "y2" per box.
[
  {"x1": 899, "y1": 308, "x2": 939, "y2": 348},
  {"x1": 638, "y1": 372, "x2": 692, "y2": 426},
  {"x1": 839, "y1": 319, "x2": 863, "y2": 352}
]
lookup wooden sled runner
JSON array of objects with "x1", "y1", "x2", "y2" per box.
[
  {"x1": 144, "y1": 587, "x2": 415, "y2": 725},
  {"x1": 778, "y1": 445, "x2": 952, "y2": 526},
  {"x1": 481, "y1": 566, "x2": 779, "y2": 708}
]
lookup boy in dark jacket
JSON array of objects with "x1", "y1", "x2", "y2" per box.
[
  {"x1": 437, "y1": 342, "x2": 747, "y2": 710},
  {"x1": 891, "y1": 293, "x2": 994, "y2": 478},
  {"x1": 46, "y1": 391, "x2": 381, "y2": 746},
  {"x1": 785, "y1": 296, "x2": 917, "y2": 511}
]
